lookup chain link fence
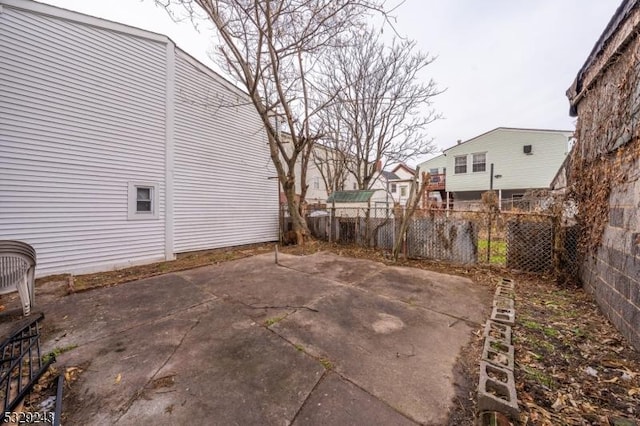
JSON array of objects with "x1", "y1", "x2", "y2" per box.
[{"x1": 284, "y1": 205, "x2": 580, "y2": 277}]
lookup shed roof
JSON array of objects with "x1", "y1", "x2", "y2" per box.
[{"x1": 327, "y1": 190, "x2": 376, "y2": 203}]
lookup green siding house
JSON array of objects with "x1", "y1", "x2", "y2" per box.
[{"x1": 418, "y1": 128, "x2": 574, "y2": 210}]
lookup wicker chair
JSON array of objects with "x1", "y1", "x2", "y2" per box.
[{"x1": 0, "y1": 241, "x2": 37, "y2": 316}]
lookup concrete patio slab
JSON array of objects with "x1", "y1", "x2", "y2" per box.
[
  {"x1": 0, "y1": 251, "x2": 490, "y2": 425},
  {"x1": 355, "y1": 266, "x2": 490, "y2": 324},
  {"x1": 57, "y1": 310, "x2": 204, "y2": 425},
  {"x1": 292, "y1": 373, "x2": 417, "y2": 426},
  {"x1": 277, "y1": 251, "x2": 387, "y2": 285},
  {"x1": 42, "y1": 274, "x2": 213, "y2": 349},
  {"x1": 271, "y1": 285, "x2": 476, "y2": 425},
  {"x1": 118, "y1": 300, "x2": 325, "y2": 426}
]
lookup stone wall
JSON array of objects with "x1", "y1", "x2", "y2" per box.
[
  {"x1": 569, "y1": 5, "x2": 640, "y2": 351},
  {"x1": 580, "y1": 160, "x2": 640, "y2": 350}
]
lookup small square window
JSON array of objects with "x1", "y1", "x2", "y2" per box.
[
  {"x1": 472, "y1": 153, "x2": 486, "y2": 172},
  {"x1": 454, "y1": 155, "x2": 467, "y2": 174},
  {"x1": 128, "y1": 182, "x2": 159, "y2": 220},
  {"x1": 136, "y1": 187, "x2": 152, "y2": 212}
]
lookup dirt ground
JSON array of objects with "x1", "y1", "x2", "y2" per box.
[{"x1": 29, "y1": 240, "x2": 640, "y2": 425}]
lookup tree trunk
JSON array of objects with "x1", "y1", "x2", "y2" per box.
[
  {"x1": 282, "y1": 176, "x2": 309, "y2": 245},
  {"x1": 392, "y1": 172, "x2": 428, "y2": 261}
]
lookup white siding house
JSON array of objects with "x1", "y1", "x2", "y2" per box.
[
  {"x1": 417, "y1": 128, "x2": 573, "y2": 209},
  {"x1": 0, "y1": 0, "x2": 278, "y2": 277},
  {"x1": 419, "y1": 154, "x2": 447, "y2": 177},
  {"x1": 280, "y1": 137, "x2": 358, "y2": 206}
]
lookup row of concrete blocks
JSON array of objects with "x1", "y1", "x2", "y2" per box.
[{"x1": 478, "y1": 278, "x2": 520, "y2": 422}]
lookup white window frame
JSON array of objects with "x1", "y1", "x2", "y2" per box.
[
  {"x1": 391, "y1": 183, "x2": 397, "y2": 193},
  {"x1": 472, "y1": 152, "x2": 487, "y2": 173},
  {"x1": 454, "y1": 155, "x2": 467, "y2": 174},
  {"x1": 400, "y1": 186, "x2": 408, "y2": 197},
  {"x1": 128, "y1": 182, "x2": 159, "y2": 220}
]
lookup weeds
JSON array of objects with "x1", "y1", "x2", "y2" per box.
[
  {"x1": 264, "y1": 316, "x2": 285, "y2": 327},
  {"x1": 319, "y1": 357, "x2": 333, "y2": 370},
  {"x1": 42, "y1": 344, "x2": 78, "y2": 364}
]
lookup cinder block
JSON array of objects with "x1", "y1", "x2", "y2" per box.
[
  {"x1": 494, "y1": 286, "x2": 515, "y2": 299},
  {"x1": 483, "y1": 320, "x2": 512, "y2": 344},
  {"x1": 499, "y1": 278, "x2": 515, "y2": 289},
  {"x1": 482, "y1": 337, "x2": 515, "y2": 370},
  {"x1": 493, "y1": 296, "x2": 515, "y2": 310},
  {"x1": 478, "y1": 361, "x2": 519, "y2": 419},
  {"x1": 491, "y1": 307, "x2": 515, "y2": 325}
]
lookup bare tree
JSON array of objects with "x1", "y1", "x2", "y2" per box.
[
  {"x1": 319, "y1": 26, "x2": 441, "y2": 191},
  {"x1": 311, "y1": 138, "x2": 351, "y2": 197},
  {"x1": 159, "y1": 0, "x2": 383, "y2": 244}
]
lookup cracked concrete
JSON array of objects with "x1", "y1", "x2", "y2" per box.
[{"x1": 2, "y1": 251, "x2": 490, "y2": 425}]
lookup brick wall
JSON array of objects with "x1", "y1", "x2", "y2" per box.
[{"x1": 580, "y1": 166, "x2": 640, "y2": 349}]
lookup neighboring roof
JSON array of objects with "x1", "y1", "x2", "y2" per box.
[
  {"x1": 381, "y1": 170, "x2": 399, "y2": 180},
  {"x1": 327, "y1": 190, "x2": 376, "y2": 203},
  {"x1": 567, "y1": 0, "x2": 639, "y2": 115},
  {"x1": 391, "y1": 163, "x2": 416, "y2": 175},
  {"x1": 442, "y1": 127, "x2": 573, "y2": 153}
]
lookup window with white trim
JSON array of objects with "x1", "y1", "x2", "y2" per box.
[
  {"x1": 400, "y1": 186, "x2": 407, "y2": 197},
  {"x1": 128, "y1": 182, "x2": 159, "y2": 220},
  {"x1": 454, "y1": 155, "x2": 467, "y2": 174},
  {"x1": 391, "y1": 183, "x2": 397, "y2": 193},
  {"x1": 472, "y1": 153, "x2": 486, "y2": 172}
]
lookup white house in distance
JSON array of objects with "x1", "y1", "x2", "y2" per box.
[
  {"x1": 418, "y1": 128, "x2": 574, "y2": 210},
  {"x1": 367, "y1": 163, "x2": 417, "y2": 208},
  {"x1": 0, "y1": 0, "x2": 279, "y2": 277},
  {"x1": 281, "y1": 137, "x2": 359, "y2": 207}
]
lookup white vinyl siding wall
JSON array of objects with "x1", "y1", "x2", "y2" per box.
[
  {"x1": 173, "y1": 50, "x2": 278, "y2": 252},
  {"x1": 0, "y1": 7, "x2": 167, "y2": 276}
]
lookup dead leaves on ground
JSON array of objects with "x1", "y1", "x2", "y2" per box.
[{"x1": 514, "y1": 278, "x2": 640, "y2": 425}]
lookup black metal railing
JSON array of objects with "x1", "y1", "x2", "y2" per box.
[{"x1": 0, "y1": 313, "x2": 54, "y2": 412}]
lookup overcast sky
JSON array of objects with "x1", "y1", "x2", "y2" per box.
[{"x1": 41, "y1": 0, "x2": 621, "y2": 164}]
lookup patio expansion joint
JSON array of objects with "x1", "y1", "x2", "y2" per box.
[
  {"x1": 113, "y1": 309, "x2": 205, "y2": 423},
  {"x1": 335, "y1": 373, "x2": 421, "y2": 425},
  {"x1": 288, "y1": 369, "x2": 329, "y2": 425},
  {"x1": 263, "y1": 313, "x2": 419, "y2": 425},
  {"x1": 176, "y1": 273, "x2": 220, "y2": 300}
]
